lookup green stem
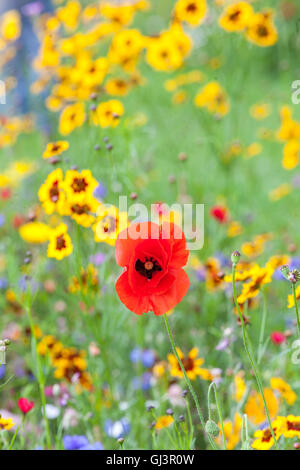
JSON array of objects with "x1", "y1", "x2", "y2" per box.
[
  {"x1": 258, "y1": 290, "x2": 267, "y2": 364},
  {"x1": 292, "y1": 283, "x2": 300, "y2": 337},
  {"x1": 163, "y1": 314, "x2": 217, "y2": 450},
  {"x1": 25, "y1": 290, "x2": 51, "y2": 449},
  {"x1": 208, "y1": 382, "x2": 227, "y2": 450},
  {"x1": 8, "y1": 426, "x2": 19, "y2": 450},
  {"x1": 232, "y1": 264, "x2": 278, "y2": 449}
]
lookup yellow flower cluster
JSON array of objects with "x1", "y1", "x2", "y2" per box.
[
  {"x1": 36, "y1": 168, "x2": 129, "y2": 259},
  {"x1": 219, "y1": 2, "x2": 277, "y2": 47},
  {"x1": 38, "y1": 334, "x2": 92, "y2": 391},
  {"x1": 277, "y1": 106, "x2": 300, "y2": 170}
]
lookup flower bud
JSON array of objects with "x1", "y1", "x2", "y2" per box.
[
  {"x1": 205, "y1": 420, "x2": 220, "y2": 437},
  {"x1": 280, "y1": 265, "x2": 290, "y2": 280},
  {"x1": 231, "y1": 251, "x2": 241, "y2": 266}
]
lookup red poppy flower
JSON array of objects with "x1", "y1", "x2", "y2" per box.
[
  {"x1": 270, "y1": 331, "x2": 286, "y2": 345},
  {"x1": 18, "y1": 397, "x2": 34, "y2": 414},
  {"x1": 115, "y1": 221, "x2": 190, "y2": 315},
  {"x1": 210, "y1": 205, "x2": 228, "y2": 223}
]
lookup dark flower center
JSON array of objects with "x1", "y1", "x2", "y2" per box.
[
  {"x1": 135, "y1": 257, "x2": 162, "y2": 280},
  {"x1": 49, "y1": 181, "x2": 59, "y2": 202},
  {"x1": 181, "y1": 357, "x2": 194, "y2": 372},
  {"x1": 51, "y1": 144, "x2": 61, "y2": 152},
  {"x1": 56, "y1": 235, "x2": 66, "y2": 251},
  {"x1": 262, "y1": 429, "x2": 272, "y2": 442},
  {"x1": 287, "y1": 421, "x2": 300, "y2": 431},
  {"x1": 102, "y1": 216, "x2": 117, "y2": 233},
  {"x1": 71, "y1": 177, "x2": 88, "y2": 193},
  {"x1": 71, "y1": 203, "x2": 89, "y2": 215},
  {"x1": 257, "y1": 25, "x2": 268, "y2": 37},
  {"x1": 186, "y1": 3, "x2": 197, "y2": 12},
  {"x1": 229, "y1": 10, "x2": 241, "y2": 21}
]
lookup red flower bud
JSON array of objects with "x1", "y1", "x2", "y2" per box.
[{"x1": 18, "y1": 397, "x2": 34, "y2": 414}]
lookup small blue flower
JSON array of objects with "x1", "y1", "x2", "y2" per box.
[
  {"x1": 105, "y1": 418, "x2": 130, "y2": 439},
  {"x1": 0, "y1": 364, "x2": 6, "y2": 380},
  {"x1": 79, "y1": 442, "x2": 104, "y2": 450},
  {"x1": 63, "y1": 435, "x2": 89, "y2": 450},
  {"x1": 94, "y1": 182, "x2": 107, "y2": 201},
  {"x1": 0, "y1": 278, "x2": 8, "y2": 290},
  {"x1": 141, "y1": 349, "x2": 155, "y2": 368},
  {"x1": 0, "y1": 214, "x2": 5, "y2": 227},
  {"x1": 130, "y1": 348, "x2": 141, "y2": 363}
]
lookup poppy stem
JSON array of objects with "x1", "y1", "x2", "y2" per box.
[
  {"x1": 292, "y1": 283, "x2": 300, "y2": 337},
  {"x1": 163, "y1": 314, "x2": 218, "y2": 450},
  {"x1": 231, "y1": 263, "x2": 278, "y2": 449}
]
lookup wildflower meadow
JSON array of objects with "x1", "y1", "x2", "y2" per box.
[{"x1": 1, "y1": 0, "x2": 300, "y2": 454}]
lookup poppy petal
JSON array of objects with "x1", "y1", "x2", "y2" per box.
[
  {"x1": 149, "y1": 269, "x2": 190, "y2": 316},
  {"x1": 116, "y1": 270, "x2": 151, "y2": 315}
]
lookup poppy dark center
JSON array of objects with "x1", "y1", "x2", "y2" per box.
[{"x1": 135, "y1": 257, "x2": 162, "y2": 280}]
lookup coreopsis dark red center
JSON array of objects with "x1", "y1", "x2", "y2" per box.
[{"x1": 115, "y1": 222, "x2": 190, "y2": 315}]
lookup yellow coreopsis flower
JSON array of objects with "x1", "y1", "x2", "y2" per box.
[
  {"x1": 0, "y1": 416, "x2": 15, "y2": 431},
  {"x1": 59, "y1": 102, "x2": 86, "y2": 135},
  {"x1": 19, "y1": 222, "x2": 51, "y2": 244},
  {"x1": 0, "y1": 10, "x2": 21, "y2": 42},
  {"x1": 47, "y1": 223, "x2": 73, "y2": 260},
  {"x1": 282, "y1": 140, "x2": 299, "y2": 170},
  {"x1": 155, "y1": 415, "x2": 174, "y2": 430},
  {"x1": 174, "y1": 0, "x2": 207, "y2": 27},
  {"x1": 237, "y1": 266, "x2": 273, "y2": 304},
  {"x1": 219, "y1": 1, "x2": 253, "y2": 32},
  {"x1": 251, "y1": 417, "x2": 284, "y2": 450},
  {"x1": 233, "y1": 374, "x2": 246, "y2": 402},
  {"x1": 38, "y1": 168, "x2": 68, "y2": 215},
  {"x1": 145, "y1": 34, "x2": 183, "y2": 72},
  {"x1": 92, "y1": 205, "x2": 128, "y2": 246},
  {"x1": 216, "y1": 413, "x2": 242, "y2": 450},
  {"x1": 68, "y1": 195, "x2": 100, "y2": 228},
  {"x1": 245, "y1": 388, "x2": 278, "y2": 425},
  {"x1": 281, "y1": 415, "x2": 300, "y2": 438},
  {"x1": 270, "y1": 377, "x2": 297, "y2": 406},
  {"x1": 250, "y1": 103, "x2": 271, "y2": 120},
  {"x1": 277, "y1": 106, "x2": 300, "y2": 141},
  {"x1": 105, "y1": 78, "x2": 130, "y2": 96},
  {"x1": 288, "y1": 285, "x2": 300, "y2": 308},
  {"x1": 63, "y1": 169, "x2": 98, "y2": 203},
  {"x1": 194, "y1": 81, "x2": 230, "y2": 117},
  {"x1": 168, "y1": 347, "x2": 211, "y2": 381},
  {"x1": 246, "y1": 10, "x2": 278, "y2": 47},
  {"x1": 92, "y1": 100, "x2": 124, "y2": 128},
  {"x1": 43, "y1": 141, "x2": 69, "y2": 159}
]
